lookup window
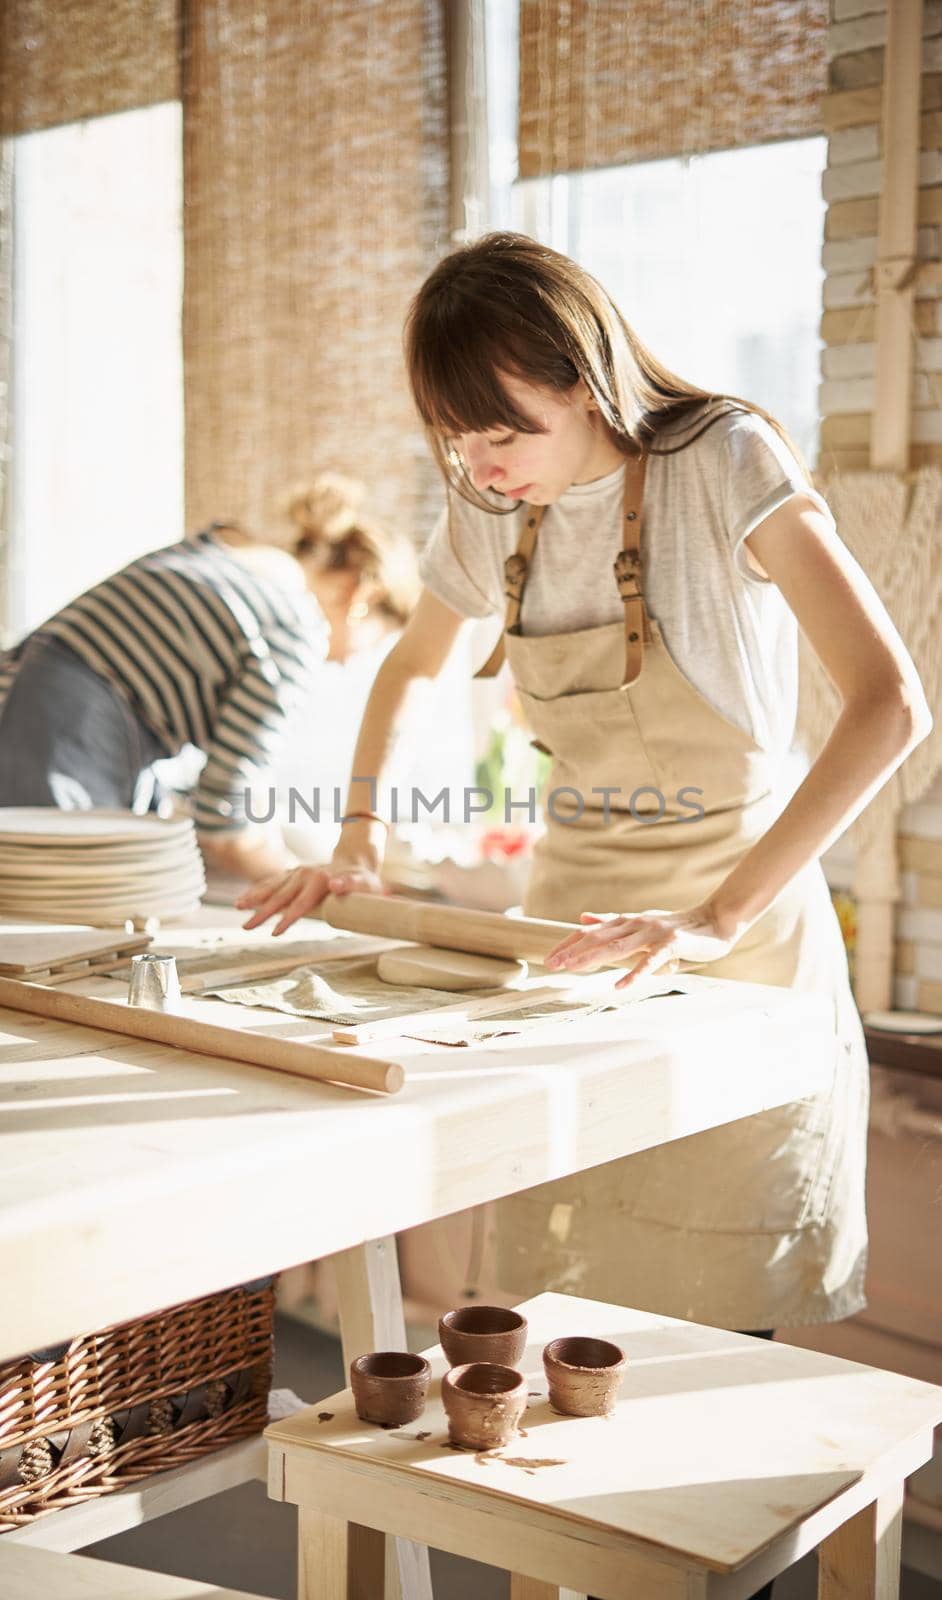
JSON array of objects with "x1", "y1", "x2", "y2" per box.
[
  {"x1": 7, "y1": 101, "x2": 184, "y2": 639},
  {"x1": 486, "y1": 0, "x2": 826, "y2": 463}
]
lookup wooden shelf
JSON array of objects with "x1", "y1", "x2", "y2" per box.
[
  {"x1": 866, "y1": 1025, "x2": 942, "y2": 1081},
  {"x1": 3, "y1": 1435, "x2": 266, "y2": 1553}
]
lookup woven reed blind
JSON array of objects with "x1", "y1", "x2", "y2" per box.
[
  {"x1": 518, "y1": 1, "x2": 828, "y2": 179},
  {"x1": 183, "y1": 0, "x2": 447, "y2": 538},
  {"x1": 0, "y1": 2, "x2": 180, "y2": 137}
]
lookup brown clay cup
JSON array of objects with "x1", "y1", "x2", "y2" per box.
[
  {"x1": 543, "y1": 1336, "x2": 627, "y2": 1417},
  {"x1": 349, "y1": 1352, "x2": 431, "y2": 1426},
  {"x1": 438, "y1": 1305, "x2": 528, "y2": 1369},
  {"x1": 441, "y1": 1362, "x2": 528, "y2": 1450}
]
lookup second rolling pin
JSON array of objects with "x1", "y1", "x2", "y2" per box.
[{"x1": 0, "y1": 976, "x2": 403, "y2": 1095}]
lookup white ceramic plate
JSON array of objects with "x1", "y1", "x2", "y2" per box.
[
  {"x1": 0, "y1": 809, "x2": 194, "y2": 844},
  {"x1": 863, "y1": 1009, "x2": 942, "y2": 1034}
]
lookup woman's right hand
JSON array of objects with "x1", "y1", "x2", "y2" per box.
[{"x1": 235, "y1": 856, "x2": 386, "y2": 935}]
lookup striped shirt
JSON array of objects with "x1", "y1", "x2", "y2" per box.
[{"x1": 0, "y1": 532, "x2": 327, "y2": 832}]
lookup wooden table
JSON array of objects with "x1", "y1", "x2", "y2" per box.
[{"x1": 0, "y1": 909, "x2": 838, "y2": 1596}]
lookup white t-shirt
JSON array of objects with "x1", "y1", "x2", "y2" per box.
[{"x1": 418, "y1": 409, "x2": 833, "y2": 758}]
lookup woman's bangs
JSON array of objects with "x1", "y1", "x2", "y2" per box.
[{"x1": 413, "y1": 336, "x2": 542, "y2": 442}]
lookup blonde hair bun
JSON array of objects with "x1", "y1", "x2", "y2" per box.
[{"x1": 281, "y1": 472, "x2": 366, "y2": 542}]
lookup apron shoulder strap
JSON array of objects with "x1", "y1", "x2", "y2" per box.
[
  {"x1": 474, "y1": 455, "x2": 649, "y2": 683},
  {"x1": 474, "y1": 505, "x2": 546, "y2": 680}
]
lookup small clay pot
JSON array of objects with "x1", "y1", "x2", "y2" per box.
[
  {"x1": 543, "y1": 1336, "x2": 627, "y2": 1416},
  {"x1": 441, "y1": 1362, "x2": 528, "y2": 1450},
  {"x1": 438, "y1": 1305, "x2": 528, "y2": 1369},
  {"x1": 349, "y1": 1352, "x2": 431, "y2": 1426}
]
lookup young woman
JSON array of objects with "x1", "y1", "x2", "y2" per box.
[{"x1": 239, "y1": 233, "x2": 929, "y2": 1342}]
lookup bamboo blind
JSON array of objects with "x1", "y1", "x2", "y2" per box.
[
  {"x1": 0, "y1": 2, "x2": 180, "y2": 137},
  {"x1": 182, "y1": 0, "x2": 448, "y2": 537},
  {"x1": 518, "y1": 0, "x2": 828, "y2": 180},
  {"x1": 0, "y1": 146, "x2": 11, "y2": 644}
]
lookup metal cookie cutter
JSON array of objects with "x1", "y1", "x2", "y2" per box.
[{"x1": 128, "y1": 953, "x2": 181, "y2": 1013}]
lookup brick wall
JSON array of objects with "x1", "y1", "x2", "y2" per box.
[
  {"x1": 821, "y1": 0, "x2": 942, "y2": 475},
  {"x1": 820, "y1": 2, "x2": 942, "y2": 1014}
]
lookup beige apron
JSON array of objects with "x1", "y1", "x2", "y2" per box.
[{"x1": 477, "y1": 460, "x2": 869, "y2": 1331}]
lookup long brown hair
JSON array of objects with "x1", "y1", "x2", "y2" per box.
[{"x1": 405, "y1": 231, "x2": 809, "y2": 513}]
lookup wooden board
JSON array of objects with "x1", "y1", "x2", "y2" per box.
[{"x1": 0, "y1": 922, "x2": 151, "y2": 977}]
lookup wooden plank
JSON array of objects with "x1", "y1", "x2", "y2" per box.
[
  {"x1": 0, "y1": 975, "x2": 402, "y2": 1096},
  {"x1": 0, "y1": 924, "x2": 150, "y2": 976},
  {"x1": 818, "y1": 1485, "x2": 904, "y2": 1599},
  {"x1": 0, "y1": 1524, "x2": 267, "y2": 1596}
]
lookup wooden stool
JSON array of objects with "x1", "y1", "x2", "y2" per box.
[{"x1": 266, "y1": 1292, "x2": 942, "y2": 1600}]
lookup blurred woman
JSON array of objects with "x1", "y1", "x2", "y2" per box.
[
  {"x1": 0, "y1": 500, "x2": 334, "y2": 883},
  {"x1": 253, "y1": 476, "x2": 474, "y2": 865}
]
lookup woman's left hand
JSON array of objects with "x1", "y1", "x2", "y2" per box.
[{"x1": 543, "y1": 903, "x2": 740, "y2": 990}]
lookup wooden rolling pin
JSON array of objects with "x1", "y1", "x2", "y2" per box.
[
  {"x1": 321, "y1": 893, "x2": 580, "y2": 964},
  {"x1": 0, "y1": 976, "x2": 402, "y2": 1096}
]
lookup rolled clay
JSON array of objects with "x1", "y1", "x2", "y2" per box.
[{"x1": 376, "y1": 944, "x2": 528, "y2": 992}]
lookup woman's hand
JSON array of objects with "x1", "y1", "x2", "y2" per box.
[
  {"x1": 543, "y1": 903, "x2": 741, "y2": 991},
  {"x1": 235, "y1": 856, "x2": 386, "y2": 935}
]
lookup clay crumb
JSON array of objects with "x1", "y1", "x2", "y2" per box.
[
  {"x1": 416, "y1": 1431, "x2": 431, "y2": 1441},
  {"x1": 517, "y1": 1427, "x2": 528, "y2": 1437},
  {"x1": 316, "y1": 1412, "x2": 333, "y2": 1423},
  {"x1": 528, "y1": 1391, "x2": 542, "y2": 1398},
  {"x1": 502, "y1": 1456, "x2": 566, "y2": 1473}
]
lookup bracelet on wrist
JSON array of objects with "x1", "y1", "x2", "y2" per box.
[{"x1": 339, "y1": 810, "x2": 391, "y2": 832}]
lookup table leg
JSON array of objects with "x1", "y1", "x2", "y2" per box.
[
  {"x1": 818, "y1": 1484, "x2": 904, "y2": 1600},
  {"x1": 329, "y1": 1236, "x2": 433, "y2": 1600},
  {"x1": 510, "y1": 1581, "x2": 586, "y2": 1600},
  {"x1": 298, "y1": 1506, "x2": 384, "y2": 1600}
]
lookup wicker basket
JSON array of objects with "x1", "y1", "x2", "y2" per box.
[{"x1": 0, "y1": 1279, "x2": 275, "y2": 1528}]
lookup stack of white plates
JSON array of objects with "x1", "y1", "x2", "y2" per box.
[{"x1": 0, "y1": 809, "x2": 206, "y2": 927}]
